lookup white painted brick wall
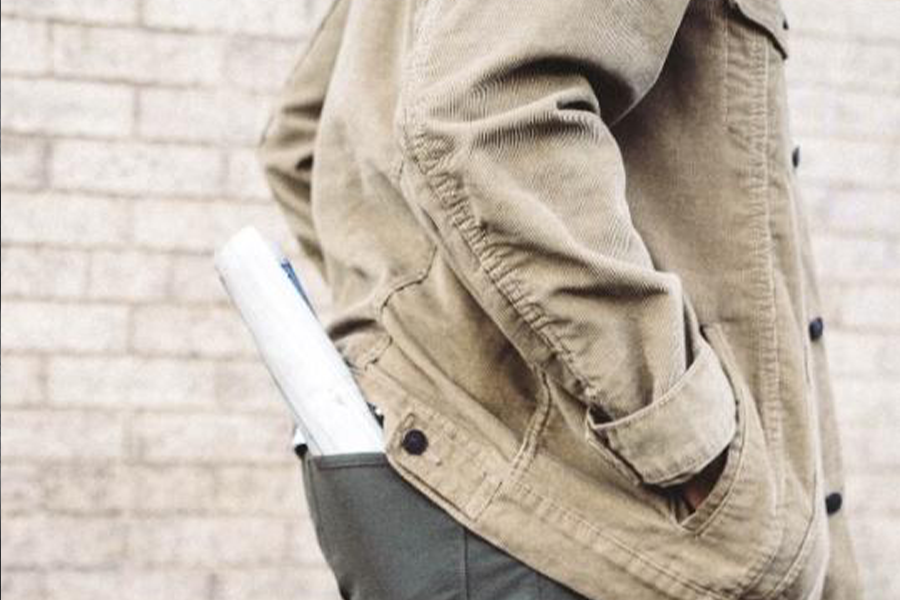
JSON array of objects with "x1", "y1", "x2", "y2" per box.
[{"x1": 0, "y1": 1, "x2": 897, "y2": 599}]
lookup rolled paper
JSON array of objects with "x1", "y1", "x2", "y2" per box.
[{"x1": 214, "y1": 226, "x2": 385, "y2": 456}]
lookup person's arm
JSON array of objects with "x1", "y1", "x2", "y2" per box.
[
  {"x1": 396, "y1": 0, "x2": 735, "y2": 489},
  {"x1": 256, "y1": 0, "x2": 351, "y2": 284}
]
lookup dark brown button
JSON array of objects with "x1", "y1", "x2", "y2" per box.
[
  {"x1": 792, "y1": 145, "x2": 801, "y2": 168},
  {"x1": 782, "y1": 17, "x2": 790, "y2": 30},
  {"x1": 401, "y1": 428, "x2": 428, "y2": 455},
  {"x1": 808, "y1": 316, "x2": 825, "y2": 341},
  {"x1": 825, "y1": 492, "x2": 842, "y2": 515}
]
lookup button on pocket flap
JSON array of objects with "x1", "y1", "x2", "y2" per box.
[{"x1": 728, "y1": 0, "x2": 790, "y2": 58}]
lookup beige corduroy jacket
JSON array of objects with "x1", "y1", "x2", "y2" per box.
[{"x1": 257, "y1": 0, "x2": 864, "y2": 598}]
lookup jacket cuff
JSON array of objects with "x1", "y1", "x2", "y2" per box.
[{"x1": 585, "y1": 338, "x2": 737, "y2": 487}]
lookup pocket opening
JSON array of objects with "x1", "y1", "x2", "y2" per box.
[{"x1": 667, "y1": 322, "x2": 749, "y2": 535}]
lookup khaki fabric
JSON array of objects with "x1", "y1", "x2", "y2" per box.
[{"x1": 257, "y1": 0, "x2": 864, "y2": 598}]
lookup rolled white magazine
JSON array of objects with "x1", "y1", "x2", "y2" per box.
[{"x1": 214, "y1": 226, "x2": 385, "y2": 456}]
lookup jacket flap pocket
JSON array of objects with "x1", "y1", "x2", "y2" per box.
[{"x1": 728, "y1": 0, "x2": 790, "y2": 58}]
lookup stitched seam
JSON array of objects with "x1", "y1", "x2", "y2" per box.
[
  {"x1": 400, "y1": 0, "x2": 627, "y2": 409},
  {"x1": 402, "y1": 47, "x2": 614, "y2": 412},
  {"x1": 761, "y1": 495, "x2": 823, "y2": 600},
  {"x1": 508, "y1": 476, "x2": 732, "y2": 600},
  {"x1": 377, "y1": 344, "x2": 728, "y2": 600},
  {"x1": 674, "y1": 324, "x2": 749, "y2": 536},
  {"x1": 351, "y1": 242, "x2": 438, "y2": 371},
  {"x1": 373, "y1": 241, "x2": 439, "y2": 315},
  {"x1": 601, "y1": 344, "x2": 712, "y2": 433},
  {"x1": 734, "y1": 31, "x2": 788, "y2": 597},
  {"x1": 506, "y1": 370, "x2": 555, "y2": 484}
]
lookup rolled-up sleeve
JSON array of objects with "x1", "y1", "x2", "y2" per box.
[{"x1": 395, "y1": 0, "x2": 736, "y2": 487}]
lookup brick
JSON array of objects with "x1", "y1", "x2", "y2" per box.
[
  {"x1": 0, "y1": 465, "x2": 44, "y2": 514},
  {"x1": 826, "y1": 331, "x2": 900, "y2": 377},
  {"x1": 844, "y1": 472, "x2": 900, "y2": 515},
  {"x1": 850, "y1": 517, "x2": 900, "y2": 599},
  {"x1": 799, "y1": 138, "x2": 899, "y2": 189},
  {"x1": 44, "y1": 569, "x2": 211, "y2": 600},
  {"x1": 223, "y1": 37, "x2": 304, "y2": 92},
  {"x1": 131, "y1": 465, "x2": 216, "y2": 513},
  {"x1": 832, "y1": 379, "x2": 900, "y2": 429},
  {"x1": 0, "y1": 355, "x2": 45, "y2": 406},
  {"x1": 47, "y1": 356, "x2": 216, "y2": 408},
  {"x1": 214, "y1": 566, "x2": 340, "y2": 600},
  {"x1": 169, "y1": 254, "x2": 231, "y2": 303},
  {"x1": 0, "y1": 18, "x2": 51, "y2": 75},
  {"x1": 131, "y1": 413, "x2": 291, "y2": 464},
  {"x1": 787, "y1": 36, "x2": 900, "y2": 93},
  {"x1": 0, "y1": 136, "x2": 47, "y2": 189},
  {"x1": 138, "y1": 88, "x2": 269, "y2": 144},
  {"x1": 1, "y1": 247, "x2": 89, "y2": 299},
  {"x1": 1, "y1": 516, "x2": 126, "y2": 568},
  {"x1": 1, "y1": 0, "x2": 138, "y2": 24},
  {"x1": 43, "y1": 463, "x2": 128, "y2": 514},
  {"x1": 132, "y1": 199, "x2": 285, "y2": 251},
  {"x1": 1, "y1": 79, "x2": 133, "y2": 137},
  {"x1": 0, "y1": 192, "x2": 130, "y2": 247},
  {"x1": 142, "y1": 0, "x2": 308, "y2": 37},
  {"x1": 131, "y1": 304, "x2": 256, "y2": 357},
  {"x1": 52, "y1": 24, "x2": 223, "y2": 86},
  {"x1": 51, "y1": 139, "x2": 223, "y2": 196},
  {"x1": 834, "y1": 379, "x2": 900, "y2": 469},
  {"x1": 790, "y1": 87, "x2": 900, "y2": 140},
  {"x1": 128, "y1": 517, "x2": 290, "y2": 567},
  {"x1": 0, "y1": 572, "x2": 45, "y2": 600},
  {"x1": 833, "y1": 285, "x2": 900, "y2": 328},
  {"x1": 800, "y1": 186, "x2": 900, "y2": 237},
  {"x1": 790, "y1": 1, "x2": 900, "y2": 43},
  {"x1": 88, "y1": 250, "x2": 170, "y2": 301},
  {"x1": 214, "y1": 464, "x2": 303, "y2": 516},
  {"x1": 213, "y1": 359, "x2": 281, "y2": 412},
  {"x1": 225, "y1": 148, "x2": 273, "y2": 199},
  {"x1": 1, "y1": 301, "x2": 129, "y2": 353},
  {"x1": 811, "y1": 235, "x2": 900, "y2": 283},
  {"x1": 0, "y1": 410, "x2": 124, "y2": 460}
]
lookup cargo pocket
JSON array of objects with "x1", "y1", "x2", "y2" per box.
[
  {"x1": 668, "y1": 321, "x2": 778, "y2": 557},
  {"x1": 299, "y1": 449, "x2": 466, "y2": 600}
]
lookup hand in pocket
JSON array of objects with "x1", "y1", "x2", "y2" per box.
[{"x1": 680, "y1": 446, "x2": 728, "y2": 514}]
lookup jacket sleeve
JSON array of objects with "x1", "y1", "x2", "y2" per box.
[
  {"x1": 396, "y1": 0, "x2": 736, "y2": 487},
  {"x1": 256, "y1": 0, "x2": 351, "y2": 283}
]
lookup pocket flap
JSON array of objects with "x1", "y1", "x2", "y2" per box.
[{"x1": 728, "y1": 0, "x2": 790, "y2": 58}]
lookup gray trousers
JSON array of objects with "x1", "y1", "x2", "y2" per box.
[{"x1": 299, "y1": 449, "x2": 593, "y2": 600}]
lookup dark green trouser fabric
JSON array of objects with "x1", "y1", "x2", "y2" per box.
[{"x1": 299, "y1": 449, "x2": 593, "y2": 600}]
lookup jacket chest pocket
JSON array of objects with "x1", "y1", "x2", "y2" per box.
[{"x1": 726, "y1": 0, "x2": 790, "y2": 60}]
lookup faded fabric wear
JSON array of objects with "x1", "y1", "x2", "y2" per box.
[{"x1": 257, "y1": 0, "x2": 864, "y2": 598}]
